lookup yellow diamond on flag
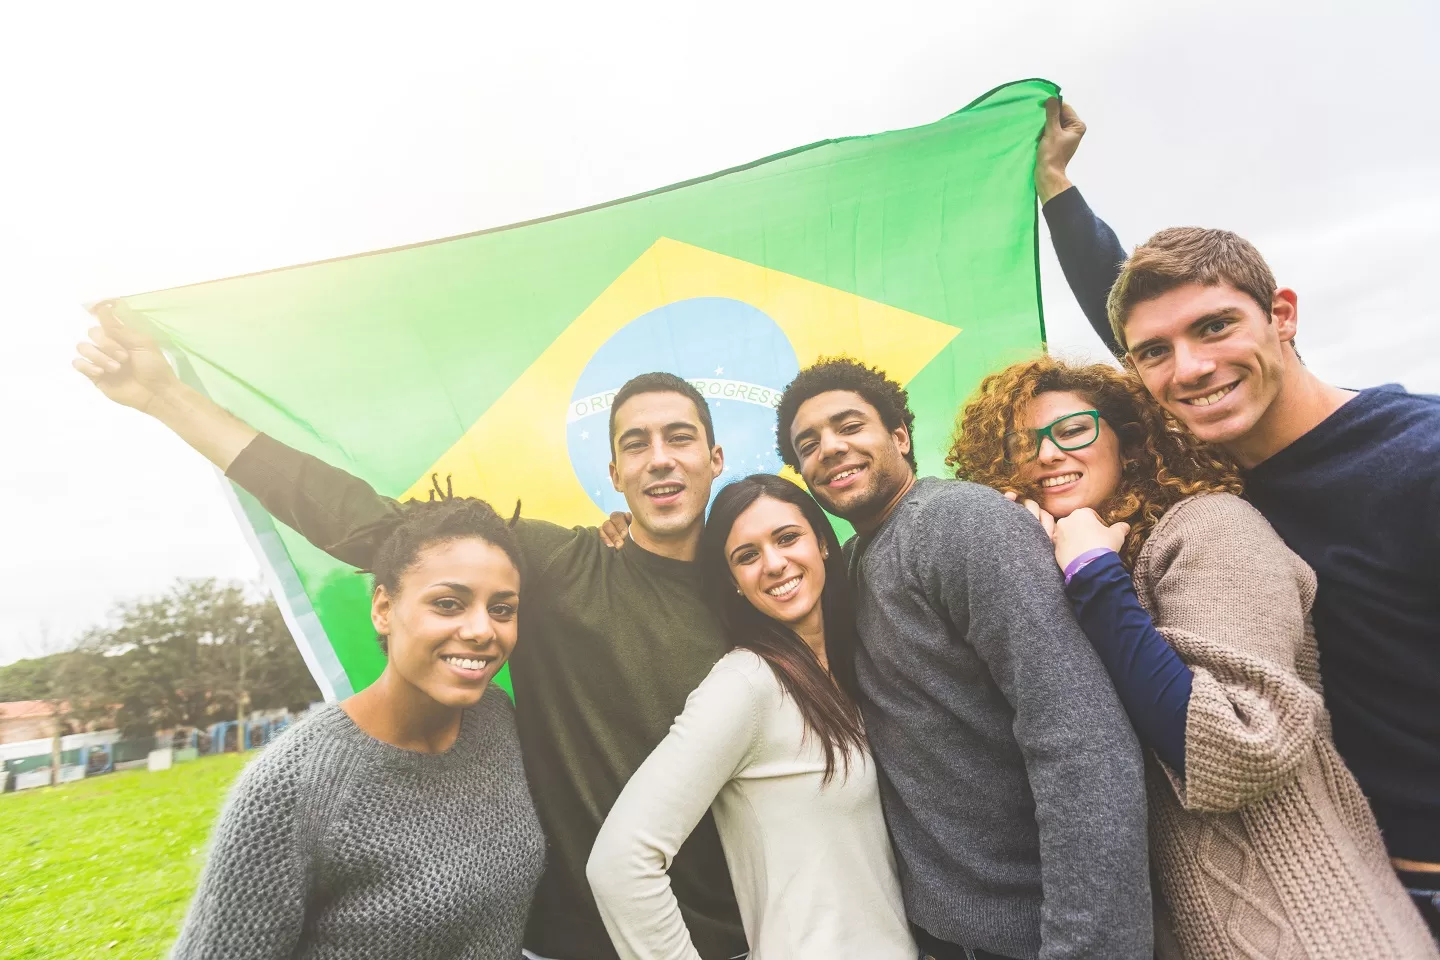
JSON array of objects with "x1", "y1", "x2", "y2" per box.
[{"x1": 401, "y1": 237, "x2": 961, "y2": 523}]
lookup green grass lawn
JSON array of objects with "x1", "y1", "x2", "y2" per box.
[{"x1": 0, "y1": 752, "x2": 251, "y2": 960}]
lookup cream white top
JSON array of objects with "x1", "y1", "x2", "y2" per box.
[{"x1": 587, "y1": 649, "x2": 916, "y2": 960}]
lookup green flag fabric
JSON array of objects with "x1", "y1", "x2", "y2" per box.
[{"x1": 115, "y1": 78, "x2": 1057, "y2": 700}]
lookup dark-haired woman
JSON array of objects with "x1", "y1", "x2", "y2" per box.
[
  {"x1": 171, "y1": 497, "x2": 546, "y2": 960},
  {"x1": 586, "y1": 474, "x2": 914, "y2": 959},
  {"x1": 948, "y1": 355, "x2": 1436, "y2": 960}
]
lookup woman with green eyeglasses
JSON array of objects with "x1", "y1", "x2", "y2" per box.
[{"x1": 946, "y1": 355, "x2": 1437, "y2": 960}]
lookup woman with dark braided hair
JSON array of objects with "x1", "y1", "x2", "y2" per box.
[
  {"x1": 171, "y1": 489, "x2": 547, "y2": 960},
  {"x1": 948, "y1": 356, "x2": 1436, "y2": 960}
]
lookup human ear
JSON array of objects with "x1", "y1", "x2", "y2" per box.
[
  {"x1": 893, "y1": 424, "x2": 912, "y2": 457},
  {"x1": 1272, "y1": 288, "x2": 1299, "y2": 343},
  {"x1": 371, "y1": 586, "x2": 393, "y2": 636},
  {"x1": 608, "y1": 459, "x2": 622, "y2": 493},
  {"x1": 710, "y1": 444, "x2": 725, "y2": 478}
]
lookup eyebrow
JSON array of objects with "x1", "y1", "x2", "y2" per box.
[
  {"x1": 433, "y1": 582, "x2": 474, "y2": 596},
  {"x1": 616, "y1": 420, "x2": 701, "y2": 446},
  {"x1": 1128, "y1": 308, "x2": 1245, "y2": 357},
  {"x1": 487, "y1": 590, "x2": 519, "y2": 602},
  {"x1": 727, "y1": 524, "x2": 803, "y2": 562},
  {"x1": 792, "y1": 408, "x2": 869, "y2": 446}
]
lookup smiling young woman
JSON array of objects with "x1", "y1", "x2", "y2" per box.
[
  {"x1": 948, "y1": 355, "x2": 1240, "y2": 567},
  {"x1": 587, "y1": 474, "x2": 916, "y2": 960},
  {"x1": 171, "y1": 495, "x2": 546, "y2": 960},
  {"x1": 948, "y1": 355, "x2": 1438, "y2": 959}
]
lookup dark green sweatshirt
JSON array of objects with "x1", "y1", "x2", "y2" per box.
[{"x1": 227, "y1": 434, "x2": 745, "y2": 960}]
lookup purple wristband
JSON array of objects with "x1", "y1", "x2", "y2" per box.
[{"x1": 1063, "y1": 547, "x2": 1116, "y2": 586}]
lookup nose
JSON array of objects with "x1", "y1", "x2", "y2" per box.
[
  {"x1": 817, "y1": 427, "x2": 848, "y2": 463},
  {"x1": 457, "y1": 608, "x2": 498, "y2": 645},
  {"x1": 1036, "y1": 437, "x2": 1067, "y2": 464},
  {"x1": 647, "y1": 441, "x2": 677, "y2": 473},
  {"x1": 1173, "y1": 340, "x2": 1217, "y2": 385},
  {"x1": 759, "y1": 544, "x2": 788, "y2": 577}
]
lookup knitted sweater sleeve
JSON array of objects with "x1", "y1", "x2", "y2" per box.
[
  {"x1": 586, "y1": 659, "x2": 762, "y2": 960},
  {"x1": 1138, "y1": 494, "x2": 1325, "y2": 813},
  {"x1": 170, "y1": 740, "x2": 312, "y2": 959}
]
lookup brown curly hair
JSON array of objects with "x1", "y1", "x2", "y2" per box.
[{"x1": 946, "y1": 356, "x2": 1242, "y2": 567}]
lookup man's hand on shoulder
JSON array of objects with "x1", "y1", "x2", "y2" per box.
[{"x1": 1036, "y1": 97, "x2": 1086, "y2": 205}]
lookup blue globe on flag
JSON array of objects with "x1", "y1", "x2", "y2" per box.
[{"x1": 566, "y1": 297, "x2": 800, "y2": 515}]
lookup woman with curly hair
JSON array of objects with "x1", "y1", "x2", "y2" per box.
[{"x1": 948, "y1": 355, "x2": 1437, "y2": 960}]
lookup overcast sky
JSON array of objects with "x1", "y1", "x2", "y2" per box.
[{"x1": 2, "y1": 1, "x2": 1437, "y2": 667}]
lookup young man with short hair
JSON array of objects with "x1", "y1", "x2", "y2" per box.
[
  {"x1": 1037, "y1": 98, "x2": 1440, "y2": 935},
  {"x1": 775, "y1": 358, "x2": 1152, "y2": 960},
  {"x1": 73, "y1": 309, "x2": 746, "y2": 960}
]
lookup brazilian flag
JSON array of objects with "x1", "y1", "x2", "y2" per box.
[{"x1": 112, "y1": 78, "x2": 1058, "y2": 700}]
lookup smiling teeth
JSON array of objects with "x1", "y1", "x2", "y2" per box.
[
  {"x1": 1185, "y1": 385, "x2": 1236, "y2": 407},
  {"x1": 766, "y1": 576, "x2": 801, "y2": 598},
  {"x1": 1041, "y1": 473, "x2": 1081, "y2": 488},
  {"x1": 829, "y1": 468, "x2": 861, "y2": 483},
  {"x1": 649, "y1": 485, "x2": 682, "y2": 496},
  {"x1": 444, "y1": 656, "x2": 489, "y2": 670}
]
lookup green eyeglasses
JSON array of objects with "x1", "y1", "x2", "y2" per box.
[{"x1": 1002, "y1": 410, "x2": 1101, "y2": 463}]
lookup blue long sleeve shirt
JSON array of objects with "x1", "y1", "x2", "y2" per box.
[
  {"x1": 1064, "y1": 551, "x2": 1191, "y2": 774},
  {"x1": 1043, "y1": 185, "x2": 1440, "y2": 861}
]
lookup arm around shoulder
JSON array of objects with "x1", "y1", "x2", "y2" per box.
[{"x1": 1139, "y1": 494, "x2": 1325, "y2": 812}]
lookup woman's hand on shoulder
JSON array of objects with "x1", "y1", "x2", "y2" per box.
[
  {"x1": 1052, "y1": 507, "x2": 1129, "y2": 570},
  {"x1": 1004, "y1": 490, "x2": 1057, "y2": 539}
]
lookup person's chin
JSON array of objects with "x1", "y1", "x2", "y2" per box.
[
  {"x1": 638, "y1": 504, "x2": 703, "y2": 538},
  {"x1": 816, "y1": 479, "x2": 876, "y2": 520},
  {"x1": 1184, "y1": 408, "x2": 1256, "y2": 446},
  {"x1": 428, "y1": 682, "x2": 490, "y2": 709},
  {"x1": 1040, "y1": 498, "x2": 1074, "y2": 519},
  {"x1": 1042, "y1": 491, "x2": 1095, "y2": 519}
]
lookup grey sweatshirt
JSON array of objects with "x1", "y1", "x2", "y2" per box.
[
  {"x1": 849, "y1": 477, "x2": 1150, "y2": 960},
  {"x1": 171, "y1": 688, "x2": 546, "y2": 960}
]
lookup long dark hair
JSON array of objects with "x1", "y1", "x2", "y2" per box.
[{"x1": 698, "y1": 474, "x2": 865, "y2": 781}]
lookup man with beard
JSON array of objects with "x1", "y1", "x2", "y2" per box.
[
  {"x1": 774, "y1": 358, "x2": 1152, "y2": 960},
  {"x1": 73, "y1": 307, "x2": 747, "y2": 960}
]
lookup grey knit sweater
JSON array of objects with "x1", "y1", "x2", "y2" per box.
[
  {"x1": 171, "y1": 687, "x2": 546, "y2": 959},
  {"x1": 849, "y1": 477, "x2": 1151, "y2": 960}
]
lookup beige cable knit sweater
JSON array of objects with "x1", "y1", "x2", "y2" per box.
[{"x1": 1132, "y1": 493, "x2": 1436, "y2": 960}]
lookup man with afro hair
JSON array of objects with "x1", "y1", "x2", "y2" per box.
[{"x1": 775, "y1": 357, "x2": 1151, "y2": 960}]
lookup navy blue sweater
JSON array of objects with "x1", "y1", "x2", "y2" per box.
[
  {"x1": 1064, "y1": 552, "x2": 1191, "y2": 775},
  {"x1": 1044, "y1": 186, "x2": 1440, "y2": 861}
]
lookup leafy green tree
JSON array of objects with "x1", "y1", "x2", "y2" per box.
[
  {"x1": 5, "y1": 579, "x2": 322, "y2": 740},
  {"x1": 0, "y1": 656, "x2": 55, "y2": 701}
]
